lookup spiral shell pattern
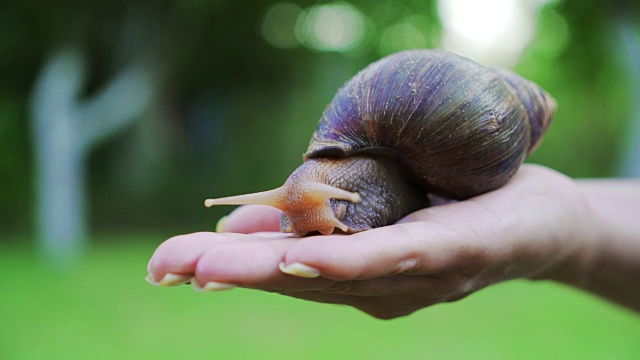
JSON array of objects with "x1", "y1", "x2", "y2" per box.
[{"x1": 305, "y1": 50, "x2": 556, "y2": 199}]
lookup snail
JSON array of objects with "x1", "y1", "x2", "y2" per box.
[{"x1": 204, "y1": 50, "x2": 556, "y2": 236}]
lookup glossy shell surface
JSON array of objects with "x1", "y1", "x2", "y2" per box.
[{"x1": 306, "y1": 50, "x2": 556, "y2": 199}]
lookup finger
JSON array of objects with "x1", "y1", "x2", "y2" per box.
[
  {"x1": 147, "y1": 231, "x2": 284, "y2": 283},
  {"x1": 220, "y1": 205, "x2": 282, "y2": 233},
  {"x1": 147, "y1": 232, "x2": 228, "y2": 281},
  {"x1": 193, "y1": 235, "x2": 340, "y2": 291}
]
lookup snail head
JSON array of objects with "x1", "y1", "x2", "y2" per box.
[{"x1": 204, "y1": 159, "x2": 361, "y2": 236}]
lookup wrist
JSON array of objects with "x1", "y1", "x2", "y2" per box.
[{"x1": 529, "y1": 179, "x2": 600, "y2": 287}]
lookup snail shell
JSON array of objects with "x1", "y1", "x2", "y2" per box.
[
  {"x1": 205, "y1": 50, "x2": 556, "y2": 235},
  {"x1": 307, "y1": 49, "x2": 555, "y2": 199}
]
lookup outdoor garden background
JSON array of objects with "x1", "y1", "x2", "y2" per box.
[{"x1": 1, "y1": 0, "x2": 639, "y2": 358}]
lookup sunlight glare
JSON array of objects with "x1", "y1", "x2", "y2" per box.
[{"x1": 438, "y1": 0, "x2": 553, "y2": 66}]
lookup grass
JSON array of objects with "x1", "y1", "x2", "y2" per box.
[{"x1": 1, "y1": 237, "x2": 639, "y2": 360}]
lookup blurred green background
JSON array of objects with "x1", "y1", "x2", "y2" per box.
[{"x1": 1, "y1": 0, "x2": 639, "y2": 358}]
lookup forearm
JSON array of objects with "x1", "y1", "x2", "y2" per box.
[{"x1": 567, "y1": 179, "x2": 640, "y2": 311}]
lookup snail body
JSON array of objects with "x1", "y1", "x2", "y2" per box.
[{"x1": 205, "y1": 50, "x2": 556, "y2": 236}]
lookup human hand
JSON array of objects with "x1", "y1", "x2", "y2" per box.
[{"x1": 146, "y1": 165, "x2": 596, "y2": 319}]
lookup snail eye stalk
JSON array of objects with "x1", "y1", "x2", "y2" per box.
[
  {"x1": 204, "y1": 188, "x2": 286, "y2": 208},
  {"x1": 304, "y1": 183, "x2": 361, "y2": 204}
]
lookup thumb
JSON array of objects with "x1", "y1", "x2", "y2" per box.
[{"x1": 218, "y1": 205, "x2": 282, "y2": 233}]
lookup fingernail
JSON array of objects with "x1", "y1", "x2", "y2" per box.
[
  {"x1": 146, "y1": 273, "x2": 191, "y2": 287},
  {"x1": 279, "y1": 262, "x2": 320, "y2": 278},
  {"x1": 145, "y1": 273, "x2": 159, "y2": 286},
  {"x1": 191, "y1": 277, "x2": 236, "y2": 292},
  {"x1": 216, "y1": 216, "x2": 229, "y2": 233},
  {"x1": 160, "y1": 273, "x2": 192, "y2": 286}
]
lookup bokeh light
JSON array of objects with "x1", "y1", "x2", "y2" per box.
[
  {"x1": 378, "y1": 19, "x2": 429, "y2": 56},
  {"x1": 261, "y1": 2, "x2": 303, "y2": 49},
  {"x1": 295, "y1": 1, "x2": 369, "y2": 53},
  {"x1": 529, "y1": 7, "x2": 570, "y2": 59}
]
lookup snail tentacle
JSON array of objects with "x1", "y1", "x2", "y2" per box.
[
  {"x1": 305, "y1": 182, "x2": 361, "y2": 204},
  {"x1": 204, "y1": 188, "x2": 285, "y2": 208}
]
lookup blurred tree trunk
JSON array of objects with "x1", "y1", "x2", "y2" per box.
[
  {"x1": 30, "y1": 47, "x2": 155, "y2": 267},
  {"x1": 616, "y1": 13, "x2": 640, "y2": 177}
]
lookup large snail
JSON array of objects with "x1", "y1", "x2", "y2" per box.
[{"x1": 205, "y1": 50, "x2": 556, "y2": 236}]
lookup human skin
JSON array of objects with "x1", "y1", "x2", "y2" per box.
[{"x1": 146, "y1": 165, "x2": 640, "y2": 319}]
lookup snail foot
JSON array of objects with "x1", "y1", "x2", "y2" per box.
[{"x1": 318, "y1": 227, "x2": 334, "y2": 235}]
